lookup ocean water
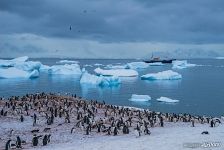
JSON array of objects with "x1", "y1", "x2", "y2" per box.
[{"x1": 0, "y1": 58, "x2": 224, "y2": 117}]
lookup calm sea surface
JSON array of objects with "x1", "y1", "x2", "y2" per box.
[{"x1": 0, "y1": 58, "x2": 223, "y2": 117}]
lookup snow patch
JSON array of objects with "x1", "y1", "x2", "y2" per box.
[
  {"x1": 141, "y1": 70, "x2": 182, "y2": 80},
  {"x1": 94, "y1": 68, "x2": 138, "y2": 77},
  {"x1": 157, "y1": 97, "x2": 179, "y2": 103},
  {"x1": 129, "y1": 94, "x2": 151, "y2": 102}
]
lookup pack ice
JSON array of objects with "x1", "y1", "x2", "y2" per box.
[
  {"x1": 172, "y1": 60, "x2": 196, "y2": 69},
  {"x1": 141, "y1": 70, "x2": 182, "y2": 80},
  {"x1": 157, "y1": 97, "x2": 179, "y2": 103},
  {"x1": 94, "y1": 68, "x2": 138, "y2": 77},
  {"x1": 129, "y1": 94, "x2": 151, "y2": 101},
  {"x1": 80, "y1": 70, "x2": 121, "y2": 86}
]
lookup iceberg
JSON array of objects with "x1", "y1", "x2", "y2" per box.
[
  {"x1": 0, "y1": 67, "x2": 39, "y2": 79},
  {"x1": 172, "y1": 60, "x2": 196, "y2": 69},
  {"x1": 157, "y1": 97, "x2": 179, "y2": 103},
  {"x1": 94, "y1": 68, "x2": 138, "y2": 77},
  {"x1": 141, "y1": 70, "x2": 182, "y2": 80},
  {"x1": 126, "y1": 62, "x2": 149, "y2": 69},
  {"x1": 0, "y1": 56, "x2": 29, "y2": 67},
  {"x1": 48, "y1": 64, "x2": 82, "y2": 75},
  {"x1": 39, "y1": 64, "x2": 51, "y2": 72},
  {"x1": 80, "y1": 70, "x2": 121, "y2": 86},
  {"x1": 14, "y1": 61, "x2": 42, "y2": 71},
  {"x1": 129, "y1": 94, "x2": 151, "y2": 101},
  {"x1": 56, "y1": 60, "x2": 79, "y2": 64}
]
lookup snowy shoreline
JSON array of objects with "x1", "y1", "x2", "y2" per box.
[{"x1": 0, "y1": 93, "x2": 223, "y2": 150}]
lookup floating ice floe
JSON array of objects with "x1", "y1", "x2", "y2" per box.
[
  {"x1": 0, "y1": 56, "x2": 29, "y2": 67},
  {"x1": 141, "y1": 70, "x2": 182, "y2": 80},
  {"x1": 172, "y1": 60, "x2": 196, "y2": 69},
  {"x1": 56, "y1": 60, "x2": 79, "y2": 64},
  {"x1": 215, "y1": 57, "x2": 224, "y2": 59},
  {"x1": 105, "y1": 64, "x2": 127, "y2": 69},
  {"x1": 0, "y1": 67, "x2": 39, "y2": 79},
  {"x1": 94, "y1": 68, "x2": 138, "y2": 77},
  {"x1": 80, "y1": 70, "x2": 121, "y2": 86},
  {"x1": 148, "y1": 62, "x2": 164, "y2": 66},
  {"x1": 94, "y1": 63, "x2": 103, "y2": 66},
  {"x1": 84, "y1": 64, "x2": 93, "y2": 67},
  {"x1": 129, "y1": 94, "x2": 151, "y2": 101},
  {"x1": 48, "y1": 64, "x2": 82, "y2": 75},
  {"x1": 157, "y1": 97, "x2": 179, "y2": 103},
  {"x1": 126, "y1": 62, "x2": 149, "y2": 69}
]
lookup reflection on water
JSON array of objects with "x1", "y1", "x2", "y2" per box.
[{"x1": 130, "y1": 101, "x2": 151, "y2": 107}]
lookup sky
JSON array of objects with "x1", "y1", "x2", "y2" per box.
[{"x1": 0, "y1": 0, "x2": 224, "y2": 58}]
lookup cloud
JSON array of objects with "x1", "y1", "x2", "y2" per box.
[
  {"x1": 0, "y1": 33, "x2": 223, "y2": 58},
  {"x1": 0, "y1": 0, "x2": 224, "y2": 58},
  {"x1": 1, "y1": 0, "x2": 224, "y2": 43}
]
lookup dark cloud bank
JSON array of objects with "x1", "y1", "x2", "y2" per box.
[{"x1": 0, "y1": 0, "x2": 224, "y2": 58}]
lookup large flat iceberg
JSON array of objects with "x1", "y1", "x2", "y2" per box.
[
  {"x1": 0, "y1": 56, "x2": 29, "y2": 67},
  {"x1": 172, "y1": 60, "x2": 196, "y2": 69},
  {"x1": 48, "y1": 64, "x2": 82, "y2": 75},
  {"x1": 126, "y1": 62, "x2": 149, "y2": 69},
  {"x1": 129, "y1": 94, "x2": 151, "y2": 101},
  {"x1": 0, "y1": 67, "x2": 39, "y2": 79},
  {"x1": 157, "y1": 97, "x2": 179, "y2": 103},
  {"x1": 141, "y1": 70, "x2": 182, "y2": 80},
  {"x1": 94, "y1": 68, "x2": 138, "y2": 77},
  {"x1": 80, "y1": 71, "x2": 121, "y2": 86}
]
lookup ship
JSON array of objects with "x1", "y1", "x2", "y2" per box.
[{"x1": 143, "y1": 53, "x2": 175, "y2": 64}]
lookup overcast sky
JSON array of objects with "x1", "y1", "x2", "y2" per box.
[{"x1": 0, "y1": 0, "x2": 224, "y2": 58}]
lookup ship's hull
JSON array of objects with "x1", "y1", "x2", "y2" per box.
[{"x1": 144, "y1": 59, "x2": 175, "y2": 64}]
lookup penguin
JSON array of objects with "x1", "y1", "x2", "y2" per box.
[
  {"x1": 5, "y1": 139, "x2": 11, "y2": 150},
  {"x1": 32, "y1": 135, "x2": 38, "y2": 146},
  {"x1": 71, "y1": 127, "x2": 75, "y2": 134},
  {"x1": 20, "y1": 115, "x2": 24, "y2": 122},
  {"x1": 16, "y1": 136, "x2": 22, "y2": 148},
  {"x1": 43, "y1": 135, "x2": 48, "y2": 146}
]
